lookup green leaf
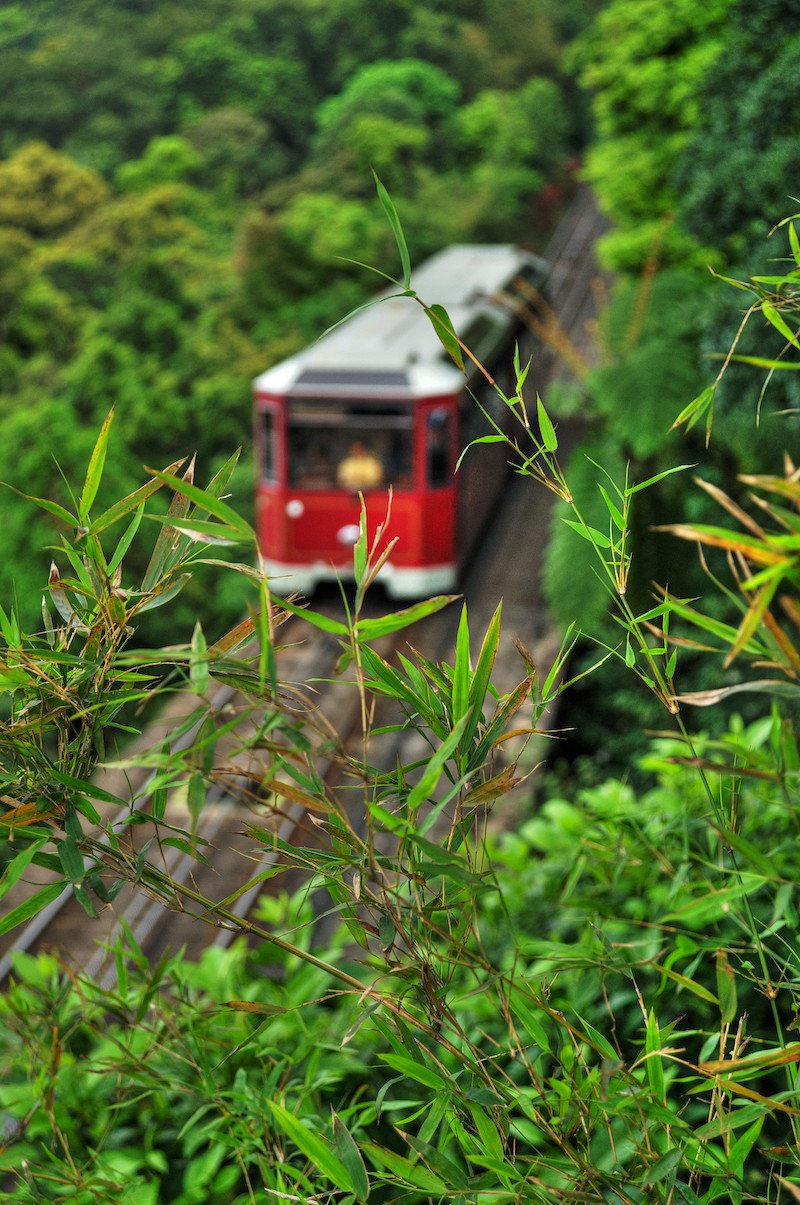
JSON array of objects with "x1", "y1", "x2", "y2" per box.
[
  {"x1": 79, "y1": 408, "x2": 114, "y2": 521},
  {"x1": 645, "y1": 1149, "x2": 683, "y2": 1186},
  {"x1": 407, "y1": 714, "x2": 469, "y2": 813},
  {"x1": 332, "y1": 1112, "x2": 370, "y2": 1201},
  {"x1": 1, "y1": 486, "x2": 77, "y2": 529},
  {"x1": 468, "y1": 1103, "x2": 505, "y2": 1164},
  {"x1": 146, "y1": 467, "x2": 254, "y2": 542},
  {"x1": 275, "y1": 595, "x2": 348, "y2": 636},
  {"x1": 598, "y1": 484, "x2": 625, "y2": 531},
  {"x1": 451, "y1": 604, "x2": 471, "y2": 728},
  {"x1": 455, "y1": 434, "x2": 506, "y2": 471},
  {"x1": 108, "y1": 502, "x2": 145, "y2": 574},
  {"x1": 729, "y1": 354, "x2": 800, "y2": 371},
  {"x1": 626, "y1": 464, "x2": 695, "y2": 495},
  {"x1": 761, "y1": 302, "x2": 800, "y2": 350},
  {"x1": 353, "y1": 504, "x2": 368, "y2": 583},
  {"x1": 645, "y1": 1009, "x2": 665, "y2": 1102},
  {"x1": 188, "y1": 772, "x2": 206, "y2": 830},
  {"x1": 379, "y1": 1053, "x2": 448, "y2": 1091},
  {"x1": 57, "y1": 835, "x2": 85, "y2": 884},
  {"x1": 789, "y1": 221, "x2": 800, "y2": 266},
  {"x1": 362, "y1": 1142, "x2": 448, "y2": 1193},
  {"x1": 190, "y1": 621, "x2": 209, "y2": 696},
  {"x1": 269, "y1": 1102, "x2": 354, "y2": 1193},
  {"x1": 671, "y1": 387, "x2": 715, "y2": 434},
  {"x1": 728, "y1": 1116, "x2": 763, "y2": 1177},
  {"x1": 355, "y1": 594, "x2": 456, "y2": 641},
  {"x1": 425, "y1": 304, "x2": 464, "y2": 370},
  {"x1": 536, "y1": 395, "x2": 558, "y2": 451},
  {"x1": 136, "y1": 573, "x2": 191, "y2": 612},
  {"x1": 145, "y1": 515, "x2": 243, "y2": 545},
  {"x1": 0, "y1": 880, "x2": 66, "y2": 937},
  {"x1": 0, "y1": 839, "x2": 47, "y2": 902},
  {"x1": 374, "y1": 174, "x2": 411, "y2": 289},
  {"x1": 89, "y1": 460, "x2": 184, "y2": 537},
  {"x1": 715, "y1": 951, "x2": 738, "y2": 1025},
  {"x1": 562, "y1": 518, "x2": 612, "y2": 549}
]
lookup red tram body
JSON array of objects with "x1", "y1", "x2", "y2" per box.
[{"x1": 253, "y1": 244, "x2": 546, "y2": 598}]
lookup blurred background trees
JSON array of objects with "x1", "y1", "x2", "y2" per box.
[{"x1": 0, "y1": 0, "x2": 594, "y2": 638}]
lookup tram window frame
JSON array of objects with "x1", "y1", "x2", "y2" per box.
[
  {"x1": 286, "y1": 399, "x2": 413, "y2": 490},
  {"x1": 425, "y1": 407, "x2": 454, "y2": 488},
  {"x1": 260, "y1": 408, "x2": 277, "y2": 483}
]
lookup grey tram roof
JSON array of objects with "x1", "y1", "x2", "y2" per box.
[{"x1": 253, "y1": 243, "x2": 545, "y2": 402}]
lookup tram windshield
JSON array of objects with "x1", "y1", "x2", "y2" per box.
[{"x1": 287, "y1": 400, "x2": 413, "y2": 490}]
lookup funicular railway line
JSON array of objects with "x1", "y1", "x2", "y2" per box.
[{"x1": 0, "y1": 188, "x2": 606, "y2": 984}]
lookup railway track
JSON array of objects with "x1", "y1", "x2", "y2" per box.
[{"x1": 0, "y1": 187, "x2": 607, "y2": 984}]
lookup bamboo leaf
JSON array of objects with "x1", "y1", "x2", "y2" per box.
[
  {"x1": 425, "y1": 303, "x2": 464, "y2": 370},
  {"x1": 79, "y1": 408, "x2": 114, "y2": 521},
  {"x1": 89, "y1": 459, "x2": 184, "y2": 537},
  {"x1": 57, "y1": 835, "x2": 85, "y2": 884},
  {"x1": 0, "y1": 881, "x2": 66, "y2": 937},
  {"x1": 406, "y1": 715, "x2": 469, "y2": 811},
  {"x1": 562, "y1": 518, "x2": 612, "y2": 548},
  {"x1": 332, "y1": 1112, "x2": 371, "y2": 1201},
  {"x1": 379, "y1": 1054, "x2": 448, "y2": 1090},
  {"x1": 2, "y1": 485, "x2": 77, "y2": 528},
  {"x1": 146, "y1": 468, "x2": 254, "y2": 542},
  {"x1": 716, "y1": 951, "x2": 737, "y2": 1024},
  {"x1": 276, "y1": 596, "x2": 348, "y2": 636},
  {"x1": 724, "y1": 576, "x2": 780, "y2": 667},
  {"x1": 645, "y1": 1009, "x2": 665, "y2": 1101},
  {"x1": 0, "y1": 838, "x2": 47, "y2": 902},
  {"x1": 355, "y1": 594, "x2": 457, "y2": 641},
  {"x1": 656, "y1": 965, "x2": 718, "y2": 1005},
  {"x1": 671, "y1": 387, "x2": 715, "y2": 433},
  {"x1": 455, "y1": 434, "x2": 507, "y2": 470},
  {"x1": 761, "y1": 302, "x2": 800, "y2": 351},
  {"x1": 362, "y1": 1142, "x2": 448, "y2": 1192},
  {"x1": 451, "y1": 604, "x2": 471, "y2": 727},
  {"x1": 626, "y1": 464, "x2": 695, "y2": 495},
  {"x1": 536, "y1": 394, "x2": 558, "y2": 451},
  {"x1": 190, "y1": 621, "x2": 209, "y2": 696},
  {"x1": 269, "y1": 1102, "x2": 354, "y2": 1193},
  {"x1": 374, "y1": 174, "x2": 411, "y2": 289},
  {"x1": 597, "y1": 485, "x2": 625, "y2": 532}
]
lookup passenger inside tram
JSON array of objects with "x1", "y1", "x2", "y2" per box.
[{"x1": 336, "y1": 441, "x2": 384, "y2": 490}]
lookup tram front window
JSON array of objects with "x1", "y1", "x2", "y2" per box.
[{"x1": 288, "y1": 401, "x2": 412, "y2": 490}]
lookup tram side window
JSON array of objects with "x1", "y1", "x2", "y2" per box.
[
  {"x1": 287, "y1": 401, "x2": 413, "y2": 490},
  {"x1": 426, "y1": 408, "x2": 453, "y2": 488},
  {"x1": 261, "y1": 410, "x2": 277, "y2": 482}
]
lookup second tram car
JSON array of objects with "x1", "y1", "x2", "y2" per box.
[{"x1": 253, "y1": 243, "x2": 547, "y2": 598}]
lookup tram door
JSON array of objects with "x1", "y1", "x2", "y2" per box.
[{"x1": 420, "y1": 401, "x2": 457, "y2": 565}]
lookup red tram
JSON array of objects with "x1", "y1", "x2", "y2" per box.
[{"x1": 253, "y1": 244, "x2": 547, "y2": 598}]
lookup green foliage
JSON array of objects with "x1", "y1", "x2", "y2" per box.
[
  {"x1": 0, "y1": 141, "x2": 109, "y2": 237},
  {"x1": 573, "y1": 0, "x2": 733, "y2": 270},
  {"x1": 677, "y1": 1, "x2": 800, "y2": 261}
]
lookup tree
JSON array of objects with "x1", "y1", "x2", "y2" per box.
[
  {"x1": 573, "y1": 0, "x2": 733, "y2": 270},
  {"x1": 676, "y1": 0, "x2": 800, "y2": 262},
  {"x1": 0, "y1": 142, "x2": 108, "y2": 237},
  {"x1": 312, "y1": 59, "x2": 461, "y2": 186}
]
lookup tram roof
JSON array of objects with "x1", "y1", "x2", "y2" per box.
[{"x1": 253, "y1": 243, "x2": 545, "y2": 400}]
